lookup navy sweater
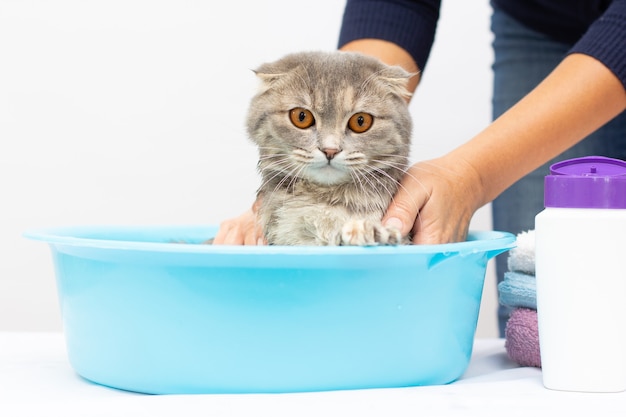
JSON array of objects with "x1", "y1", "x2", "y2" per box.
[{"x1": 338, "y1": 0, "x2": 626, "y2": 89}]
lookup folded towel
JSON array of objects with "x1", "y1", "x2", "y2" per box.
[
  {"x1": 504, "y1": 308, "x2": 541, "y2": 368},
  {"x1": 498, "y1": 271, "x2": 537, "y2": 310},
  {"x1": 499, "y1": 230, "x2": 541, "y2": 368},
  {"x1": 506, "y1": 230, "x2": 535, "y2": 275}
]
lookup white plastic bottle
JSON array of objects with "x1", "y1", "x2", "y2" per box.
[{"x1": 535, "y1": 156, "x2": 626, "y2": 392}]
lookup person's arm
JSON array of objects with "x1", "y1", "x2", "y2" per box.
[
  {"x1": 338, "y1": 0, "x2": 441, "y2": 95},
  {"x1": 383, "y1": 0, "x2": 626, "y2": 244},
  {"x1": 383, "y1": 52, "x2": 626, "y2": 244},
  {"x1": 340, "y1": 39, "x2": 421, "y2": 95}
]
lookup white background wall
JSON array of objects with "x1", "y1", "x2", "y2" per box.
[{"x1": 0, "y1": 1, "x2": 498, "y2": 335}]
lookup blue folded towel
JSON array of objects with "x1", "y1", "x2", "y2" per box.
[{"x1": 498, "y1": 271, "x2": 536, "y2": 310}]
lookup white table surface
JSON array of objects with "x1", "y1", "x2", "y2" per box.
[{"x1": 1, "y1": 333, "x2": 625, "y2": 416}]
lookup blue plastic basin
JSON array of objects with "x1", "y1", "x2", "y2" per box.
[{"x1": 24, "y1": 225, "x2": 515, "y2": 394}]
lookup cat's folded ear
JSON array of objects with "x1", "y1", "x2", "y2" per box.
[
  {"x1": 251, "y1": 62, "x2": 294, "y2": 94},
  {"x1": 379, "y1": 65, "x2": 416, "y2": 101}
]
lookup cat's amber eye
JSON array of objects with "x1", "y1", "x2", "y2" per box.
[
  {"x1": 347, "y1": 112, "x2": 374, "y2": 133},
  {"x1": 289, "y1": 108, "x2": 315, "y2": 129}
]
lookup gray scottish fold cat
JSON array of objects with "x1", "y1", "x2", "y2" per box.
[{"x1": 247, "y1": 51, "x2": 413, "y2": 246}]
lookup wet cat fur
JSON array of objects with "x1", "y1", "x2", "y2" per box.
[{"x1": 247, "y1": 51, "x2": 412, "y2": 245}]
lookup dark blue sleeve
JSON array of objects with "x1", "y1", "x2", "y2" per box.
[
  {"x1": 569, "y1": 0, "x2": 626, "y2": 90},
  {"x1": 337, "y1": 0, "x2": 442, "y2": 72}
]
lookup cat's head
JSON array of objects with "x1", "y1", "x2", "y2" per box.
[{"x1": 247, "y1": 51, "x2": 413, "y2": 187}]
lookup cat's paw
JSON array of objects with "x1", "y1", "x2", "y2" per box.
[{"x1": 340, "y1": 219, "x2": 402, "y2": 246}]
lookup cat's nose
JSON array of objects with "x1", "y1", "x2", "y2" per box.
[{"x1": 322, "y1": 147, "x2": 341, "y2": 160}]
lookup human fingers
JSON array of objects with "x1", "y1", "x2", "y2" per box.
[
  {"x1": 212, "y1": 208, "x2": 264, "y2": 245},
  {"x1": 409, "y1": 202, "x2": 469, "y2": 245},
  {"x1": 382, "y1": 164, "x2": 430, "y2": 239},
  {"x1": 212, "y1": 214, "x2": 247, "y2": 245},
  {"x1": 406, "y1": 158, "x2": 479, "y2": 245}
]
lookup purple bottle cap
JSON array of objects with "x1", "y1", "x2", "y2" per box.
[{"x1": 544, "y1": 156, "x2": 626, "y2": 208}]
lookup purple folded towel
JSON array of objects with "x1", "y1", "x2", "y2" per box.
[{"x1": 504, "y1": 308, "x2": 541, "y2": 368}]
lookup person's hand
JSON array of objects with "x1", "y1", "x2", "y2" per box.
[
  {"x1": 212, "y1": 199, "x2": 265, "y2": 245},
  {"x1": 382, "y1": 155, "x2": 485, "y2": 245}
]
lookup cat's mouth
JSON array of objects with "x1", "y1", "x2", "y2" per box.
[{"x1": 304, "y1": 162, "x2": 351, "y2": 185}]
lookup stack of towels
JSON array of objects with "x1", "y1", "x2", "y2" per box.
[{"x1": 497, "y1": 230, "x2": 541, "y2": 368}]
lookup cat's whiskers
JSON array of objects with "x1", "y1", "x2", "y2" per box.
[
  {"x1": 341, "y1": 151, "x2": 405, "y2": 213},
  {"x1": 375, "y1": 160, "x2": 439, "y2": 218},
  {"x1": 259, "y1": 162, "x2": 306, "y2": 218},
  {"x1": 257, "y1": 155, "x2": 297, "y2": 183},
  {"x1": 356, "y1": 166, "x2": 400, "y2": 213},
  {"x1": 351, "y1": 162, "x2": 425, "y2": 238},
  {"x1": 278, "y1": 164, "x2": 307, "y2": 208},
  {"x1": 370, "y1": 158, "x2": 411, "y2": 177},
  {"x1": 370, "y1": 159, "x2": 424, "y2": 213},
  {"x1": 374, "y1": 152, "x2": 411, "y2": 160},
  {"x1": 344, "y1": 160, "x2": 390, "y2": 212},
  {"x1": 256, "y1": 145, "x2": 287, "y2": 151},
  {"x1": 347, "y1": 170, "x2": 376, "y2": 212},
  {"x1": 271, "y1": 164, "x2": 310, "y2": 216},
  {"x1": 259, "y1": 159, "x2": 301, "y2": 188},
  {"x1": 257, "y1": 156, "x2": 294, "y2": 176},
  {"x1": 257, "y1": 152, "x2": 290, "y2": 160}
]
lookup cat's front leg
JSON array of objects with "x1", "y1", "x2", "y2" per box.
[{"x1": 340, "y1": 219, "x2": 403, "y2": 246}]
